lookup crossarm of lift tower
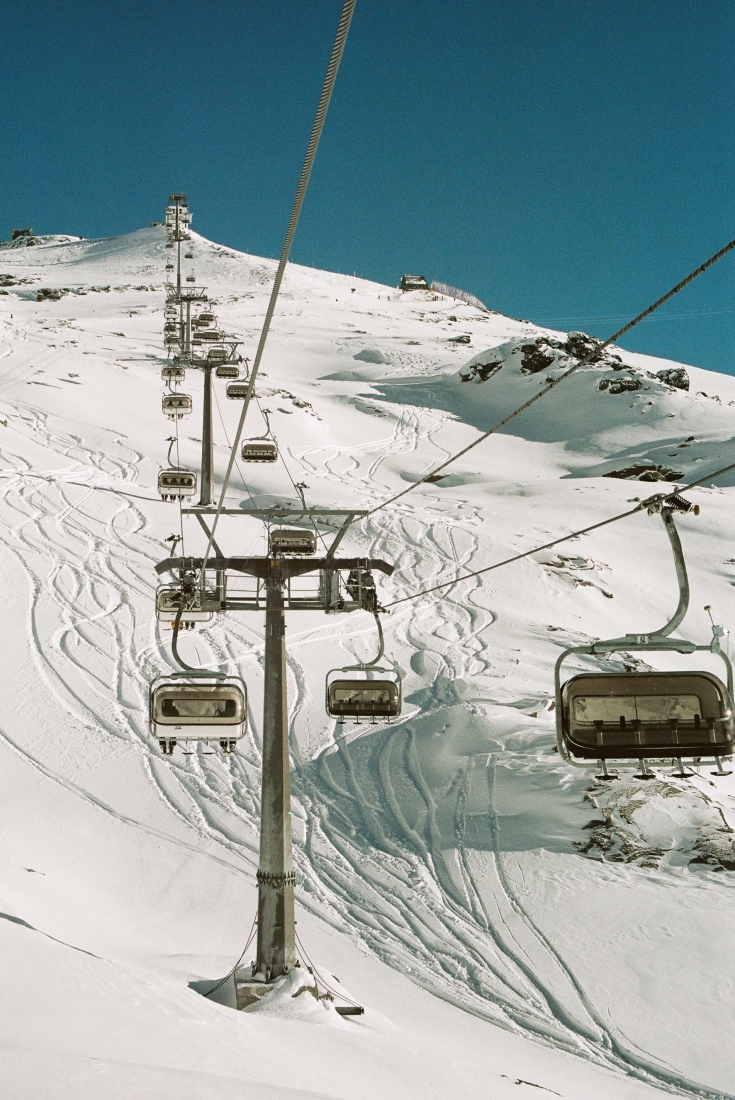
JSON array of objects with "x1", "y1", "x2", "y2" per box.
[{"x1": 155, "y1": 557, "x2": 395, "y2": 578}]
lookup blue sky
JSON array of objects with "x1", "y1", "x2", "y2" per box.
[{"x1": 2, "y1": 0, "x2": 734, "y2": 373}]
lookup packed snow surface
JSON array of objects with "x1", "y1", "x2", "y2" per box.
[{"x1": 1, "y1": 226, "x2": 735, "y2": 1098}]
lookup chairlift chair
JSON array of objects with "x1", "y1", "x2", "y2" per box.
[
  {"x1": 326, "y1": 612, "x2": 402, "y2": 722},
  {"x1": 197, "y1": 312, "x2": 215, "y2": 325},
  {"x1": 157, "y1": 469, "x2": 197, "y2": 502},
  {"x1": 155, "y1": 583, "x2": 213, "y2": 624},
  {"x1": 556, "y1": 495, "x2": 734, "y2": 778},
  {"x1": 161, "y1": 365, "x2": 185, "y2": 383},
  {"x1": 164, "y1": 336, "x2": 181, "y2": 349},
  {"x1": 196, "y1": 330, "x2": 223, "y2": 342},
  {"x1": 206, "y1": 348, "x2": 228, "y2": 364},
  {"x1": 215, "y1": 364, "x2": 239, "y2": 379},
  {"x1": 165, "y1": 263, "x2": 174, "y2": 272},
  {"x1": 242, "y1": 409, "x2": 277, "y2": 462},
  {"x1": 268, "y1": 529, "x2": 317, "y2": 555},
  {"x1": 227, "y1": 381, "x2": 250, "y2": 399},
  {"x1": 186, "y1": 274, "x2": 196, "y2": 283},
  {"x1": 165, "y1": 242, "x2": 174, "y2": 249},
  {"x1": 184, "y1": 251, "x2": 193, "y2": 259},
  {"x1": 162, "y1": 392, "x2": 192, "y2": 419},
  {"x1": 150, "y1": 674, "x2": 246, "y2": 755},
  {"x1": 164, "y1": 322, "x2": 178, "y2": 335},
  {"x1": 242, "y1": 439, "x2": 278, "y2": 462}
]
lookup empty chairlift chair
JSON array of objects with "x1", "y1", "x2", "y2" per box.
[
  {"x1": 215, "y1": 363, "x2": 239, "y2": 379},
  {"x1": 206, "y1": 347, "x2": 228, "y2": 364},
  {"x1": 161, "y1": 365, "x2": 185, "y2": 383},
  {"x1": 150, "y1": 676, "x2": 247, "y2": 754},
  {"x1": 196, "y1": 312, "x2": 215, "y2": 326},
  {"x1": 326, "y1": 610, "x2": 401, "y2": 722},
  {"x1": 242, "y1": 439, "x2": 278, "y2": 462},
  {"x1": 561, "y1": 671, "x2": 733, "y2": 761},
  {"x1": 157, "y1": 468, "x2": 197, "y2": 501},
  {"x1": 268, "y1": 528, "x2": 317, "y2": 555},
  {"x1": 556, "y1": 494, "x2": 735, "y2": 778},
  {"x1": 227, "y1": 381, "x2": 250, "y2": 399},
  {"x1": 162, "y1": 392, "x2": 192, "y2": 419}
]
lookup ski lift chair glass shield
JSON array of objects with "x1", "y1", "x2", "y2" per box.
[
  {"x1": 268, "y1": 528, "x2": 317, "y2": 555},
  {"x1": 150, "y1": 676, "x2": 246, "y2": 750},
  {"x1": 162, "y1": 393, "x2": 192, "y2": 418},
  {"x1": 326, "y1": 676, "x2": 401, "y2": 719},
  {"x1": 242, "y1": 439, "x2": 278, "y2": 462},
  {"x1": 561, "y1": 670, "x2": 734, "y2": 759},
  {"x1": 227, "y1": 381, "x2": 249, "y2": 399}
]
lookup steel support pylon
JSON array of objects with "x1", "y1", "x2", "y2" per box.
[
  {"x1": 255, "y1": 579, "x2": 296, "y2": 978},
  {"x1": 199, "y1": 364, "x2": 214, "y2": 506}
]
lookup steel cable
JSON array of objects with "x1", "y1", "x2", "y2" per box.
[
  {"x1": 364, "y1": 235, "x2": 735, "y2": 519},
  {"x1": 197, "y1": 0, "x2": 357, "y2": 586},
  {"x1": 382, "y1": 460, "x2": 735, "y2": 609}
]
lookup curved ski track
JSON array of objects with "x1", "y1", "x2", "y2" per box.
[{"x1": 0, "y1": 398, "x2": 729, "y2": 1100}]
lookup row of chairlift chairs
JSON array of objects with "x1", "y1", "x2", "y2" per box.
[
  {"x1": 152, "y1": 471, "x2": 735, "y2": 777},
  {"x1": 158, "y1": 301, "x2": 279, "y2": 500},
  {"x1": 154, "y1": 223, "x2": 732, "y2": 778},
  {"x1": 151, "y1": 532, "x2": 402, "y2": 755}
]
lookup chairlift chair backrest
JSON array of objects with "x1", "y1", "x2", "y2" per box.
[
  {"x1": 150, "y1": 678, "x2": 246, "y2": 744},
  {"x1": 241, "y1": 440, "x2": 278, "y2": 462},
  {"x1": 161, "y1": 365, "x2": 185, "y2": 382},
  {"x1": 162, "y1": 393, "x2": 192, "y2": 418},
  {"x1": 206, "y1": 348, "x2": 228, "y2": 363},
  {"x1": 268, "y1": 528, "x2": 317, "y2": 555},
  {"x1": 197, "y1": 312, "x2": 215, "y2": 325},
  {"x1": 215, "y1": 364, "x2": 239, "y2": 379},
  {"x1": 196, "y1": 330, "x2": 222, "y2": 341},
  {"x1": 157, "y1": 469, "x2": 197, "y2": 501}
]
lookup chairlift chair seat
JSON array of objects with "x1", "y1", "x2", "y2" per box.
[
  {"x1": 196, "y1": 312, "x2": 215, "y2": 325},
  {"x1": 215, "y1": 364, "x2": 239, "y2": 379},
  {"x1": 269, "y1": 528, "x2": 317, "y2": 555},
  {"x1": 150, "y1": 677, "x2": 246, "y2": 745},
  {"x1": 206, "y1": 348, "x2": 228, "y2": 363},
  {"x1": 162, "y1": 393, "x2": 192, "y2": 418},
  {"x1": 242, "y1": 440, "x2": 278, "y2": 462},
  {"x1": 561, "y1": 671, "x2": 734, "y2": 761}
]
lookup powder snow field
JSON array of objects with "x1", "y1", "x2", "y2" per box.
[{"x1": 1, "y1": 226, "x2": 735, "y2": 1099}]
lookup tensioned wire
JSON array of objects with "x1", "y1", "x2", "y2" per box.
[
  {"x1": 197, "y1": 0, "x2": 357, "y2": 587},
  {"x1": 382, "y1": 460, "x2": 735, "y2": 610},
  {"x1": 361, "y1": 234, "x2": 735, "y2": 520}
]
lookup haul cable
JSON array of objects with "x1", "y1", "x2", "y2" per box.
[
  {"x1": 197, "y1": 0, "x2": 357, "y2": 586},
  {"x1": 365, "y1": 235, "x2": 735, "y2": 520},
  {"x1": 383, "y1": 460, "x2": 735, "y2": 609}
]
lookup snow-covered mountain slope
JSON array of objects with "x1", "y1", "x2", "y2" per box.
[{"x1": 1, "y1": 226, "x2": 735, "y2": 1099}]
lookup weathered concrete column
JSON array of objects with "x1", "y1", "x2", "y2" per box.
[{"x1": 255, "y1": 575, "x2": 296, "y2": 978}]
